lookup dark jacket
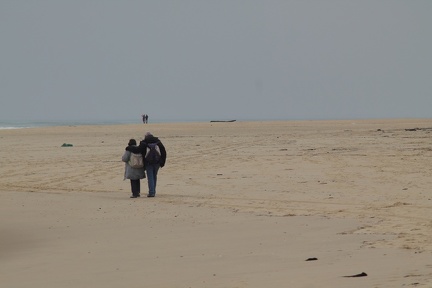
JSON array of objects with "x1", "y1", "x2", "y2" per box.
[{"x1": 126, "y1": 135, "x2": 167, "y2": 167}]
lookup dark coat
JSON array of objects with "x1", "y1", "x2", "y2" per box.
[{"x1": 126, "y1": 136, "x2": 167, "y2": 167}]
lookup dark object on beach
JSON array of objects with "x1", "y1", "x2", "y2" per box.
[
  {"x1": 210, "y1": 120, "x2": 236, "y2": 123},
  {"x1": 305, "y1": 257, "x2": 318, "y2": 261},
  {"x1": 404, "y1": 127, "x2": 432, "y2": 132},
  {"x1": 343, "y1": 272, "x2": 367, "y2": 277},
  {"x1": 61, "y1": 143, "x2": 73, "y2": 147}
]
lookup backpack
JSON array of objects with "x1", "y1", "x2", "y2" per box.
[
  {"x1": 128, "y1": 152, "x2": 144, "y2": 168},
  {"x1": 145, "y1": 142, "x2": 161, "y2": 164}
]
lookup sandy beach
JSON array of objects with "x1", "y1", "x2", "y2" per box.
[{"x1": 1, "y1": 119, "x2": 432, "y2": 287}]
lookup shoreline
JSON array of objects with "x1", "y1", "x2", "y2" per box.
[{"x1": 1, "y1": 117, "x2": 431, "y2": 130}]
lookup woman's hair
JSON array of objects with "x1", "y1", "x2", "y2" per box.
[{"x1": 128, "y1": 139, "x2": 137, "y2": 146}]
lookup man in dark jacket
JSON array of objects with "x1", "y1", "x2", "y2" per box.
[{"x1": 126, "y1": 132, "x2": 167, "y2": 197}]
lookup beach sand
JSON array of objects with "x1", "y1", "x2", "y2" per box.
[{"x1": 1, "y1": 119, "x2": 432, "y2": 287}]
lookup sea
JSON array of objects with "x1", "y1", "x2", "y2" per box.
[
  {"x1": 0, "y1": 119, "x2": 142, "y2": 130},
  {"x1": 0, "y1": 117, "x2": 286, "y2": 130},
  {"x1": 0, "y1": 117, "x2": 233, "y2": 130}
]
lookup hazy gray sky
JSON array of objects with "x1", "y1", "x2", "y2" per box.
[{"x1": 1, "y1": 0, "x2": 431, "y2": 122}]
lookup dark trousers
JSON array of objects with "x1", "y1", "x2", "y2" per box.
[{"x1": 130, "y1": 179, "x2": 140, "y2": 196}]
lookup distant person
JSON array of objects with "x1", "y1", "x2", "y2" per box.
[
  {"x1": 142, "y1": 114, "x2": 146, "y2": 124},
  {"x1": 145, "y1": 114, "x2": 149, "y2": 124},
  {"x1": 122, "y1": 139, "x2": 146, "y2": 198},
  {"x1": 126, "y1": 132, "x2": 166, "y2": 197}
]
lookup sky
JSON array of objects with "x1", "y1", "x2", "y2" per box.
[{"x1": 1, "y1": 0, "x2": 431, "y2": 122}]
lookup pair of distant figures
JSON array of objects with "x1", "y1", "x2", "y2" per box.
[{"x1": 142, "y1": 114, "x2": 149, "y2": 124}]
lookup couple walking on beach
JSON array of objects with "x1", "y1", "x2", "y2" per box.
[{"x1": 122, "y1": 132, "x2": 166, "y2": 198}]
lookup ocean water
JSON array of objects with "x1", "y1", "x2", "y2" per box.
[
  {"x1": 0, "y1": 117, "x2": 274, "y2": 130},
  {"x1": 0, "y1": 117, "x2": 222, "y2": 130},
  {"x1": 0, "y1": 119, "x2": 141, "y2": 130}
]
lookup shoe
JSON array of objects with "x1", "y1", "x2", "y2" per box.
[
  {"x1": 137, "y1": 194, "x2": 141, "y2": 197},
  {"x1": 147, "y1": 194, "x2": 155, "y2": 198},
  {"x1": 130, "y1": 195, "x2": 138, "y2": 198}
]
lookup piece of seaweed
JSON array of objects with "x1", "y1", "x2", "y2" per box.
[{"x1": 343, "y1": 272, "x2": 367, "y2": 277}]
